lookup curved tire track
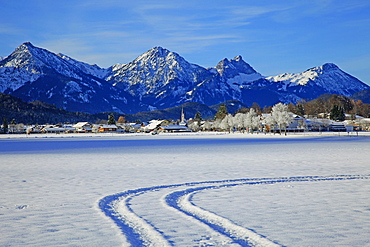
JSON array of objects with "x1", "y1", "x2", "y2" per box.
[{"x1": 99, "y1": 175, "x2": 370, "y2": 246}]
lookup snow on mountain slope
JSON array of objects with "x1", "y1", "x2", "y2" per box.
[
  {"x1": 3, "y1": 42, "x2": 82, "y2": 78},
  {"x1": 0, "y1": 43, "x2": 45, "y2": 92},
  {"x1": 266, "y1": 63, "x2": 369, "y2": 96},
  {"x1": 57, "y1": 53, "x2": 109, "y2": 79},
  {"x1": 0, "y1": 42, "x2": 134, "y2": 113},
  {"x1": 106, "y1": 47, "x2": 211, "y2": 96},
  {"x1": 0, "y1": 42, "x2": 103, "y2": 93},
  {"x1": 215, "y1": 55, "x2": 263, "y2": 91},
  {"x1": 1, "y1": 42, "x2": 369, "y2": 114},
  {"x1": 175, "y1": 55, "x2": 263, "y2": 106},
  {"x1": 106, "y1": 47, "x2": 213, "y2": 108},
  {"x1": 184, "y1": 75, "x2": 238, "y2": 106}
]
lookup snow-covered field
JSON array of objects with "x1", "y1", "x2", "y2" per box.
[{"x1": 1, "y1": 132, "x2": 370, "y2": 246}]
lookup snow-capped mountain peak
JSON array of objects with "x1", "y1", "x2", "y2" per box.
[
  {"x1": 106, "y1": 46, "x2": 210, "y2": 101},
  {"x1": 2, "y1": 42, "x2": 38, "y2": 68},
  {"x1": 1, "y1": 42, "x2": 369, "y2": 114},
  {"x1": 132, "y1": 46, "x2": 196, "y2": 72},
  {"x1": 216, "y1": 55, "x2": 260, "y2": 76},
  {"x1": 0, "y1": 42, "x2": 129, "y2": 113},
  {"x1": 2, "y1": 42, "x2": 80, "y2": 76},
  {"x1": 266, "y1": 62, "x2": 369, "y2": 97},
  {"x1": 0, "y1": 42, "x2": 49, "y2": 92},
  {"x1": 321, "y1": 62, "x2": 339, "y2": 70},
  {"x1": 138, "y1": 46, "x2": 170, "y2": 59},
  {"x1": 214, "y1": 55, "x2": 263, "y2": 92},
  {"x1": 0, "y1": 42, "x2": 110, "y2": 91}
]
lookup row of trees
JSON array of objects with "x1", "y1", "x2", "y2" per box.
[
  {"x1": 188, "y1": 95, "x2": 370, "y2": 133},
  {"x1": 287, "y1": 94, "x2": 370, "y2": 119},
  {"x1": 226, "y1": 94, "x2": 370, "y2": 120},
  {"x1": 1, "y1": 117, "x2": 18, "y2": 134},
  {"x1": 188, "y1": 103, "x2": 293, "y2": 134}
]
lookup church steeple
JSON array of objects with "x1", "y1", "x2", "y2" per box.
[{"x1": 180, "y1": 107, "x2": 186, "y2": 125}]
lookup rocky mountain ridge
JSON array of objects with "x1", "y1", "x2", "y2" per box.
[{"x1": 1, "y1": 42, "x2": 369, "y2": 114}]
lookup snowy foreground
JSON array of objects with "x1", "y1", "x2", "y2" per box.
[{"x1": 1, "y1": 132, "x2": 370, "y2": 246}]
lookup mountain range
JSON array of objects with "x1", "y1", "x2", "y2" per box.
[{"x1": 1, "y1": 42, "x2": 369, "y2": 114}]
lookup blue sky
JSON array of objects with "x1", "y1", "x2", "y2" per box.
[{"x1": 1, "y1": 0, "x2": 370, "y2": 84}]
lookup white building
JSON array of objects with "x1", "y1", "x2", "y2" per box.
[{"x1": 72, "y1": 122, "x2": 93, "y2": 132}]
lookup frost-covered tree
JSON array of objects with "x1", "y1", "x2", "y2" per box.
[
  {"x1": 241, "y1": 108, "x2": 261, "y2": 133},
  {"x1": 263, "y1": 114, "x2": 275, "y2": 133},
  {"x1": 271, "y1": 103, "x2": 292, "y2": 135},
  {"x1": 201, "y1": 121, "x2": 212, "y2": 131},
  {"x1": 213, "y1": 118, "x2": 222, "y2": 130},
  {"x1": 243, "y1": 112, "x2": 252, "y2": 133},
  {"x1": 243, "y1": 108, "x2": 256, "y2": 133},
  {"x1": 233, "y1": 113, "x2": 246, "y2": 132},
  {"x1": 188, "y1": 121, "x2": 200, "y2": 131},
  {"x1": 250, "y1": 109, "x2": 261, "y2": 133},
  {"x1": 220, "y1": 114, "x2": 234, "y2": 132}
]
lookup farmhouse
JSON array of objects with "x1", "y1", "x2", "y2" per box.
[
  {"x1": 41, "y1": 125, "x2": 67, "y2": 134},
  {"x1": 94, "y1": 124, "x2": 118, "y2": 132},
  {"x1": 140, "y1": 120, "x2": 163, "y2": 132},
  {"x1": 72, "y1": 122, "x2": 93, "y2": 132},
  {"x1": 159, "y1": 125, "x2": 192, "y2": 133}
]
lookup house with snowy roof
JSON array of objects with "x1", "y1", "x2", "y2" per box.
[
  {"x1": 288, "y1": 113, "x2": 306, "y2": 130},
  {"x1": 72, "y1": 122, "x2": 93, "y2": 132},
  {"x1": 159, "y1": 125, "x2": 192, "y2": 133},
  {"x1": 41, "y1": 125, "x2": 69, "y2": 133},
  {"x1": 92, "y1": 124, "x2": 118, "y2": 132},
  {"x1": 140, "y1": 120, "x2": 163, "y2": 133}
]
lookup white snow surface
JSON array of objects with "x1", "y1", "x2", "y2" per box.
[{"x1": 1, "y1": 132, "x2": 370, "y2": 246}]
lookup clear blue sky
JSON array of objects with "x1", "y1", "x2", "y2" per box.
[{"x1": 1, "y1": 0, "x2": 370, "y2": 84}]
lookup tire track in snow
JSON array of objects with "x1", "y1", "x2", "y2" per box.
[
  {"x1": 99, "y1": 175, "x2": 370, "y2": 246},
  {"x1": 166, "y1": 187, "x2": 281, "y2": 247},
  {"x1": 99, "y1": 186, "x2": 175, "y2": 247}
]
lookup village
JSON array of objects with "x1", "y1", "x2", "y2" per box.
[{"x1": 2, "y1": 104, "x2": 370, "y2": 135}]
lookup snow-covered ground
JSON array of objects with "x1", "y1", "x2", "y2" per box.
[{"x1": 1, "y1": 132, "x2": 370, "y2": 246}]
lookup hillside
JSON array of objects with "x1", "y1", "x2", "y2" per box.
[
  {"x1": 0, "y1": 93, "x2": 216, "y2": 124},
  {"x1": 351, "y1": 89, "x2": 370, "y2": 104},
  {"x1": 0, "y1": 93, "x2": 99, "y2": 124}
]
